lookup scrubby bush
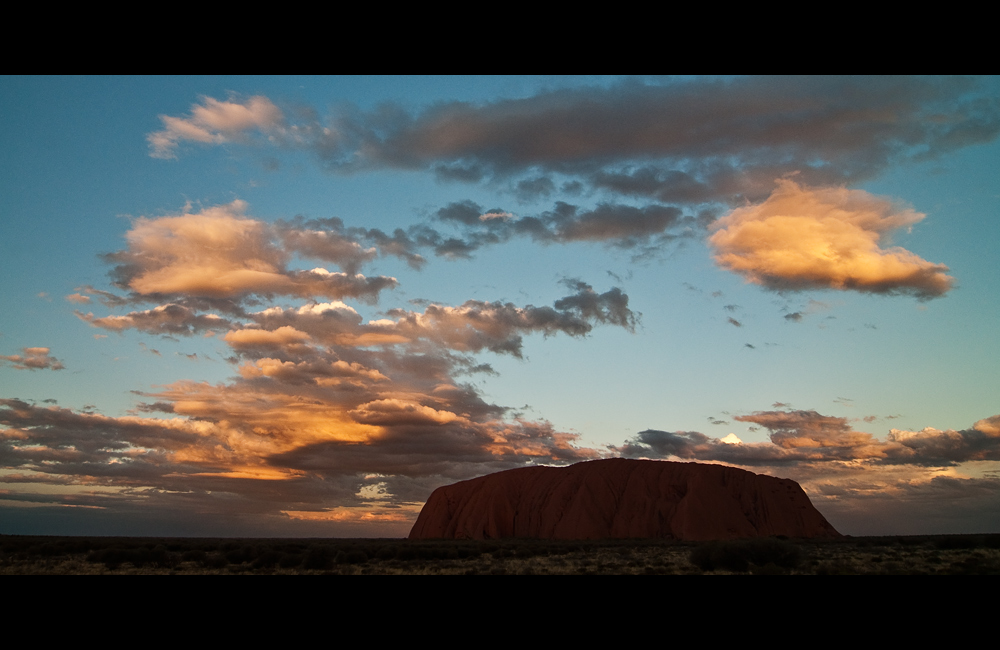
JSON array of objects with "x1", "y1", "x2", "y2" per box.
[
  {"x1": 690, "y1": 538, "x2": 802, "y2": 573},
  {"x1": 302, "y1": 546, "x2": 334, "y2": 570},
  {"x1": 251, "y1": 551, "x2": 282, "y2": 569},
  {"x1": 86, "y1": 545, "x2": 177, "y2": 570},
  {"x1": 278, "y1": 553, "x2": 303, "y2": 569}
]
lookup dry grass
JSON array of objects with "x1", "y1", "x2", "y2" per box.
[{"x1": 2, "y1": 534, "x2": 998, "y2": 574}]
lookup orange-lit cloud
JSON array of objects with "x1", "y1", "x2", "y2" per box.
[
  {"x1": 0, "y1": 348, "x2": 65, "y2": 371},
  {"x1": 239, "y1": 357, "x2": 388, "y2": 385},
  {"x1": 349, "y1": 399, "x2": 462, "y2": 427},
  {"x1": 973, "y1": 415, "x2": 1000, "y2": 436},
  {"x1": 709, "y1": 180, "x2": 954, "y2": 299},
  {"x1": 1, "y1": 241, "x2": 631, "y2": 529},
  {"x1": 224, "y1": 326, "x2": 312, "y2": 351},
  {"x1": 148, "y1": 96, "x2": 285, "y2": 159},
  {"x1": 51, "y1": 217, "x2": 634, "y2": 518},
  {"x1": 282, "y1": 505, "x2": 420, "y2": 524},
  {"x1": 104, "y1": 201, "x2": 397, "y2": 304}
]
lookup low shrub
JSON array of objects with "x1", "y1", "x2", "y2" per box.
[{"x1": 690, "y1": 538, "x2": 802, "y2": 573}]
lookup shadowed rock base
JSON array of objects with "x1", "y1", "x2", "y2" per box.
[{"x1": 409, "y1": 459, "x2": 841, "y2": 540}]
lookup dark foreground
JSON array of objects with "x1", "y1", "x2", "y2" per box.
[{"x1": 3, "y1": 534, "x2": 999, "y2": 574}]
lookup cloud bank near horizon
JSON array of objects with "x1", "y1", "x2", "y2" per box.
[{"x1": 2, "y1": 200, "x2": 641, "y2": 532}]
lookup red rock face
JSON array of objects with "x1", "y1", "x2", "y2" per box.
[{"x1": 408, "y1": 458, "x2": 840, "y2": 540}]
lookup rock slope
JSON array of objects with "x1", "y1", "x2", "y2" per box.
[{"x1": 408, "y1": 458, "x2": 840, "y2": 540}]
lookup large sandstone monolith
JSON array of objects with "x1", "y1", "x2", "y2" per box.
[{"x1": 408, "y1": 458, "x2": 840, "y2": 540}]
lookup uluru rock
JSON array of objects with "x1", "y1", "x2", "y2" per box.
[{"x1": 409, "y1": 458, "x2": 840, "y2": 540}]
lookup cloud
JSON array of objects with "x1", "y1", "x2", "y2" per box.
[
  {"x1": 619, "y1": 409, "x2": 1000, "y2": 468},
  {"x1": 142, "y1": 80, "x2": 1000, "y2": 272},
  {"x1": 148, "y1": 95, "x2": 285, "y2": 158},
  {"x1": 0, "y1": 318, "x2": 600, "y2": 523},
  {"x1": 2, "y1": 202, "x2": 634, "y2": 532},
  {"x1": 72, "y1": 285, "x2": 131, "y2": 308},
  {"x1": 76, "y1": 304, "x2": 234, "y2": 336},
  {"x1": 274, "y1": 215, "x2": 428, "y2": 271},
  {"x1": 0, "y1": 348, "x2": 65, "y2": 371},
  {"x1": 238, "y1": 357, "x2": 388, "y2": 385},
  {"x1": 274, "y1": 221, "x2": 378, "y2": 275},
  {"x1": 149, "y1": 78, "x2": 1000, "y2": 206},
  {"x1": 138, "y1": 80, "x2": 997, "y2": 276},
  {"x1": 103, "y1": 201, "x2": 398, "y2": 305},
  {"x1": 709, "y1": 180, "x2": 955, "y2": 298},
  {"x1": 885, "y1": 416, "x2": 1000, "y2": 466},
  {"x1": 223, "y1": 326, "x2": 312, "y2": 354},
  {"x1": 413, "y1": 199, "x2": 695, "y2": 258},
  {"x1": 249, "y1": 281, "x2": 637, "y2": 357},
  {"x1": 617, "y1": 428, "x2": 803, "y2": 466},
  {"x1": 348, "y1": 399, "x2": 462, "y2": 427},
  {"x1": 81, "y1": 275, "x2": 637, "y2": 360},
  {"x1": 812, "y1": 475, "x2": 1000, "y2": 536},
  {"x1": 735, "y1": 409, "x2": 881, "y2": 455},
  {"x1": 613, "y1": 408, "x2": 1000, "y2": 535}
]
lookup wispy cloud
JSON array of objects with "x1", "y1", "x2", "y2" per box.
[{"x1": 148, "y1": 96, "x2": 285, "y2": 159}]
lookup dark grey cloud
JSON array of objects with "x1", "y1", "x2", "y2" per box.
[
  {"x1": 404, "y1": 199, "x2": 695, "y2": 259},
  {"x1": 171, "y1": 77, "x2": 996, "y2": 206},
  {"x1": 275, "y1": 215, "x2": 427, "y2": 271},
  {"x1": 617, "y1": 428, "x2": 805, "y2": 466}
]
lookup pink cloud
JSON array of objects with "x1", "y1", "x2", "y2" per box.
[
  {"x1": 148, "y1": 96, "x2": 284, "y2": 159},
  {"x1": 0, "y1": 347, "x2": 65, "y2": 371},
  {"x1": 105, "y1": 201, "x2": 397, "y2": 304}
]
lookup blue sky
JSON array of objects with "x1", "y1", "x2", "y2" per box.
[{"x1": 1, "y1": 76, "x2": 998, "y2": 537}]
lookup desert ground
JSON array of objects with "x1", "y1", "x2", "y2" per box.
[{"x1": 3, "y1": 534, "x2": 999, "y2": 574}]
